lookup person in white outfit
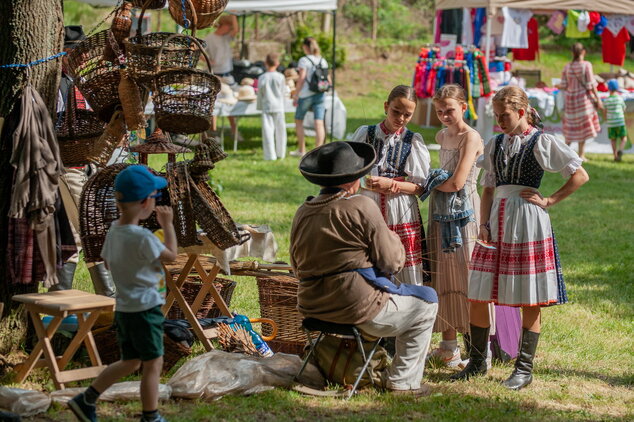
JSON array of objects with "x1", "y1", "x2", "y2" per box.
[{"x1": 257, "y1": 53, "x2": 287, "y2": 160}]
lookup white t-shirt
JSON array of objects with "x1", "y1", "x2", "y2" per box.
[
  {"x1": 101, "y1": 222, "x2": 166, "y2": 313},
  {"x1": 500, "y1": 7, "x2": 532, "y2": 49},
  {"x1": 257, "y1": 71, "x2": 286, "y2": 113},
  {"x1": 297, "y1": 55, "x2": 329, "y2": 99},
  {"x1": 205, "y1": 33, "x2": 234, "y2": 75}
]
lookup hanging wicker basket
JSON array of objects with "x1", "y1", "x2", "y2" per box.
[
  {"x1": 125, "y1": 1, "x2": 206, "y2": 85},
  {"x1": 87, "y1": 110, "x2": 128, "y2": 168},
  {"x1": 152, "y1": 34, "x2": 220, "y2": 134},
  {"x1": 168, "y1": 0, "x2": 228, "y2": 30},
  {"x1": 56, "y1": 85, "x2": 106, "y2": 167},
  {"x1": 80, "y1": 163, "x2": 169, "y2": 262},
  {"x1": 256, "y1": 274, "x2": 305, "y2": 355},
  {"x1": 66, "y1": 30, "x2": 122, "y2": 122},
  {"x1": 165, "y1": 161, "x2": 200, "y2": 247},
  {"x1": 188, "y1": 174, "x2": 249, "y2": 250}
]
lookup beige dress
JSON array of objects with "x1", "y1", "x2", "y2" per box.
[{"x1": 427, "y1": 129, "x2": 481, "y2": 334}]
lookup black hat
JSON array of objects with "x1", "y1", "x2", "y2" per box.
[
  {"x1": 299, "y1": 141, "x2": 376, "y2": 186},
  {"x1": 64, "y1": 26, "x2": 86, "y2": 49}
]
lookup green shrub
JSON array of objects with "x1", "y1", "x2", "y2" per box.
[{"x1": 290, "y1": 25, "x2": 347, "y2": 68}]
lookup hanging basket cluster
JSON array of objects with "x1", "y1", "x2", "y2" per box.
[{"x1": 124, "y1": 1, "x2": 207, "y2": 85}]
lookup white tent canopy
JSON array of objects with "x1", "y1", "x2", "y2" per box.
[
  {"x1": 73, "y1": 0, "x2": 337, "y2": 12},
  {"x1": 226, "y1": 1, "x2": 337, "y2": 13},
  {"x1": 435, "y1": 0, "x2": 627, "y2": 15}
]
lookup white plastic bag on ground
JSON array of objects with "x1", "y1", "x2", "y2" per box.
[
  {"x1": 168, "y1": 350, "x2": 324, "y2": 399},
  {"x1": 50, "y1": 382, "x2": 171, "y2": 403},
  {"x1": 0, "y1": 387, "x2": 51, "y2": 416}
]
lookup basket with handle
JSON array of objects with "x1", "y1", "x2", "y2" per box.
[
  {"x1": 56, "y1": 85, "x2": 106, "y2": 167},
  {"x1": 66, "y1": 30, "x2": 122, "y2": 122},
  {"x1": 165, "y1": 160, "x2": 200, "y2": 248},
  {"x1": 152, "y1": 34, "x2": 220, "y2": 134},
  {"x1": 168, "y1": 0, "x2": 228, "y2": 30},
  {"x1": 79, "y1": 163, "x2": 170, "y2": 262},
  {"x1": 188, "y1": 174, "x2": 250, "y2": 250},
  {"x1": 125, "y1": 0, "x2": 206, "y2": 85},
  {"x1": 256, "y1": 274, "x2": 305, "y2": 355}
]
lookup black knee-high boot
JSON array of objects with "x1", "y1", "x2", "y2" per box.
[
  {"x1": 502, "y1": 328, "x2": 540, "y2": 390},
  {"x1": 450, "y1": 325, "x2": 489, "y2": 381}
]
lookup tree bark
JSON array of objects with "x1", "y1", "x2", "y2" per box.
[{"x1": 0, "y1": 0, "x2": 64, "y2": 354}]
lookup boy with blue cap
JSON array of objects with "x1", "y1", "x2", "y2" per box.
[
  {"x1": 69, "y1": 165, "x2": 177, "y2": 422},
  {"x1": 603, "y1": 79, "x2": 628, "y2": 161}
]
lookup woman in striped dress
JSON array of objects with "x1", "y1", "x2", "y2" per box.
[{"x1": 560, "y1": 42, "x2": 603, "y2": 161}]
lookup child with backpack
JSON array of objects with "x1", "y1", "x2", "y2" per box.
[{"x1": 291, "y1": 37, "x2": 331, "y2": 157}]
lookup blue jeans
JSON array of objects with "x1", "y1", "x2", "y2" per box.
[{"x1": 295, "y1": 92, "x2": 325, "y2": 120}]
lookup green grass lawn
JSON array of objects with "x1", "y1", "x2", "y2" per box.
[{"x1": 16, "y1": 50, "x2": 634, "y2": 421}]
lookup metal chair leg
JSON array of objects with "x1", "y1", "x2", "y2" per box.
[
  {"x1": 347, "y1": 328, "x2": 383, "y2": 399},
  {"x1": 294, "y1": 331, "x2": 323, "y2": 383}
]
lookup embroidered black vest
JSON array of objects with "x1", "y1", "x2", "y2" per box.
[
  {"x1": 367, "y1": 125, "x2": 414, "y2": 178},
  {"x1": 493, "y1": 131, "x2": 544, "y2": 189}
]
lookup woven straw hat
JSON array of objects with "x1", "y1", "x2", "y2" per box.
[{"x1": 237, "y1": 85, "x2": 257, "y2": 102}]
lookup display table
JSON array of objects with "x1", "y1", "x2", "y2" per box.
[
  {"x1": 161, "y1": 225, "x2": 285, "y2": 351},
  {"x1": 476, "y1": 89, "x2": 634, "y2": 153},
  {"x1": 215, "y1": 93, "x2": 347, "y2": 151},
  {"x1": 12, "y1": 290, "x2": 115, "y2": 389}
]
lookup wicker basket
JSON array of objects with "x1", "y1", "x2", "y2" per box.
[
  {"x1": 188, "y1": 175, "x2": 250, "y2": 250},
  {"x1": 93, "y1": 327, "x2": 191, "y2": 373},
  {"x1": 56, "y1": 84, "x2": 106, "y2": 167},
  {"x1": 256, "y1": 274, "x2": 305, "y2": 355},
  {"x1": 165, "y1": 161, "x2": 199, "y2": 247},
  {"x1": 125, "y1": 3, "x2": 206, "y2": 85},
  {"x1": 166, "y1": 276, "x2": 237, "y2": 320},
  {"x1": 104, "y1": 2, "x2": 133, "y2": 63},
  {"x1": 66, "y1": 30, "x2": 122, "y2": 122},
  {"x1": 152, "y1": 35, "x2": 220, "y2": 134},
  {"x1": 168, "y1": 0, "x2": 228, "y2": 30},
  {"x1": 80, "y1": 163, "x2": 169, "y2": 262},
  {"x1": 88, "y1": 110, "x2": 128, "y2": 168}
]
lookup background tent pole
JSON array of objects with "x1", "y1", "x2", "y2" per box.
[
  {"x1": 240, "y1": 14, "x2": 247, "y2": 59},
  {"x1": 330, "y1": 9, "x2": 336, "y2": 142},
  {"x1": 485, "y1": 7, "x2": 492, "y2": 65}
]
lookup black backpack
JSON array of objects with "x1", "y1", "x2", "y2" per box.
[{"x1": 306, "y1": 56, "x2": 331, "y2": 93}]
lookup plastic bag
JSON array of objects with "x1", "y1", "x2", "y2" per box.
[
  {"x1": 0, "y1": 387, "x2": 51, "y2": 416},
  {"x1": 168, "y1": 350, "x2": 324, "y2": 399},
  {"x1": 50, "y1": 382, "x2": 171, "y2": 403}
]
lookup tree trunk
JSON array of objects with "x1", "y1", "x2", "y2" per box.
[
  {"x1": 371, "y1": 0, "x2": 378, "y2": 41},
  {"x1": 0, "y1": 0, "x2": 64, "y2": 355}
]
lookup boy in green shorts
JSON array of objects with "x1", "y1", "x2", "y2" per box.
[
  {"x1": 603, "y1": 79, "x2": 628, "y2": 162},
  {"x1": 69, "y1": 165, "x2": 177, "y2": 422}
]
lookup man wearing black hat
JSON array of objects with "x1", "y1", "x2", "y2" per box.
[{"x1": 291, "y1": 142, "x2": 438, "y2": 395}]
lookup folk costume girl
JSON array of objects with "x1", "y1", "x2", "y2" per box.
[
  {"x1": 452, "y1": 86, "x2": 589, "y2": 390},
  {"x1": 425, "y1": 85, "x2": 486, "y2": 367},
  {"x1": 350, "y1": 85, "x2": 432, "y2": 286}
]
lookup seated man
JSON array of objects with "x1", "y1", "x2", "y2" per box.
[{"x1": 290, "y1": 141, "x2": 438, "y2": 395}]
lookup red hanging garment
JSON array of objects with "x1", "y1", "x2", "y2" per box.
[
  {"x1": 512, "y1": 18, "x2": 539, "y2": 61},
  {"x1": 602, "y1": 27, "x2": 630, "y2": 66}
]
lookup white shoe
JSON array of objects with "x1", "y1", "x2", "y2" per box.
[
  {"x1": 427, "y1": 347, "x2": 462, "y2": 368},
  {"x1": 289, "y1": 150, "x2": 305, "y2": 157}
]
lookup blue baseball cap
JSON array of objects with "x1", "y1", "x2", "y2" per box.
[
  {"x1": 114, "y1": 165, "x2": 167, "y2": 203},
  {"x1": 607, "y1": 79, "x2": 619, "y2": 92}
]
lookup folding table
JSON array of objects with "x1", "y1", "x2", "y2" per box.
[{"x1": 12, "y1": 290, "x2": 115, "y2": 389}]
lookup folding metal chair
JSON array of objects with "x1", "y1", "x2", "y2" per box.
[{"x1": 294, "y1": 317, "x2": 383, "y2": 399}]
